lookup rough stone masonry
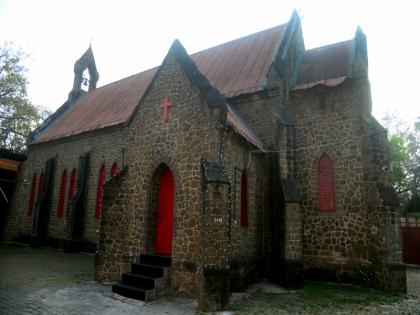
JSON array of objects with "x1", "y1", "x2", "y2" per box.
[{"x1": 5, "y1": 11, "x2": 406, "y2": 311}]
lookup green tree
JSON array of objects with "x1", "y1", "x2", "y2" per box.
[
  {"x1": 383, "y1": 114, "x2": 420, "y2": 206},
  {"x1": 388, "y1": 134, "x2": 408, "y2": 197},
  {"x1": 0, "y1": 42, "x2": 49, "y2": 153}
]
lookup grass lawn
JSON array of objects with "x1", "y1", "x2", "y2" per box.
[{"x1": 229, "y1": 282, "x2": 409, "y2": 315}]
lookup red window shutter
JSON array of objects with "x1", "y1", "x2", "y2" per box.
[
  {"x1": 38, "y1": 172, "x2": 45, "y2": 196},
  {"x1": 68, "y1": 168, "x2": 77, "y2": 201},
  {"x1": 27, "y1": 173, "x2": 37, "y2": 216},
  {"x1": 318, "y1": 155, "x2": 335, "y2": 212},
  {"x1": 57, "y1": 170, "x2": 67, "y2": 217},
  {"x1": 240, "y1": 172, "x2": 249, "y2": 227},
  {"x1": 95, "y1": 165, "x2": 106, "y2": 219},
  {"x1": 110, "y1": 162, "x2": 118, "y2": 177}
]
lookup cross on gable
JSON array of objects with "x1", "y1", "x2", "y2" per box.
[{"x1": 161, "y1": 97, "x2": 172, "y2": 122}]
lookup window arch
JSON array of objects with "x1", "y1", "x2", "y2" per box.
[
  {"x1": 57, "y1": 169, "x2": 67, "y2": 217},
  {"x1": 68, "y1": 168, "x2": 77, "y2": 201},
  {"x1": 240, "y1": 171, "x2": 249, "y2": 227},
  {"x1": 95, "y1": 164, "x2": 106, "y2": 219},
  {"x1": 318, "y1": 154, "x2": 335, "y2": 212},
  {"x1": 27, "y1": 173, "x2": 37, "y2": 216},
  {"x1": 110, "y1": 162, "x2": 118, "y2": 177}
]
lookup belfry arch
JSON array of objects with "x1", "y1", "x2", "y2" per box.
[{"x1": 68, "y1": 45, "x2": 99, "y2": 101}]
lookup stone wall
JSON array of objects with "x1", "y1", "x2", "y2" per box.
[
  {"x1": 288, "y1": 77, "x2": 405, "y2": 291},
  {"x1": 361, "y1": 114, "x2": 406, "y2": 292},
  {"x1": 284, "y1": 202, "x2": 302, "y2": 261},
  {"x1": 223, "y1": 131, "x2": 267, "y2": 290},
  {"x1": 231, "y1": 91, "x2": 283, "y2": 148},
  {"x1": 95, "y1": 169, "x2": 133, "y2": 281},
  {"x1": 6, "y1": 126, "x2": 127, "y2": 247},
  {"x1": 224, "y1": 132, "x2": 265, "y2": 262},
  {"x1": 95, "y1": 51, "x2": 225, "y2": 297},
  {"x1": 202, "y1": 182, "x2": 230, "y2": 265},
  {"x1": 288, "y1": 79, "x2": 373, "y2": 277}
]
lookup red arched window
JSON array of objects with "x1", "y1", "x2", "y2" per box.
[
  {"x1": 57, "y1": 169, "x2": 67, "y2": 217},
  {"x1": 240, "y1": 171, "x2": 249, "y2": 227},
  {"x1": 110, "y1": 162, "x2": 118, "y2": 177},
  {"x1": 27, "y1": 173, "x2": 37, "y2": 216},
  {"x1": 68, "y1": 168, "x2": 77, "y2": 201},
  {"x1": 38, "y1": 172, "x2": 45, "y2": 197},
  {"x1": 318, "y1": 154, "x2": 335, "y2": 212},
  {"x1": 95, "y1": 164, "x2": 106, "y2": 219}
]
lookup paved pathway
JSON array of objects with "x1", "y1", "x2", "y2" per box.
[
  {"x1": 0, "y1": 243, "x2": 197, "y2": 314},
  {"x1": 1, "y1": 243, "x2": 420, "y2": 315}
]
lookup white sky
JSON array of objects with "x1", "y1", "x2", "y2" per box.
[{"x1": 0, "y1": 0, "x2": 419, "y2": 126}]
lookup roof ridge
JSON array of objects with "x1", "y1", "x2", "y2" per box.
[
  {"x1": 93, "y1": 67, "x2": 158, "y2": 92},
  {"x1": 190, "y1": 24, "x2": 287, "y2": 56},
  {"x1": 32, "y1": 22, "x2": 289, "y2": 144},
  {"x1": 305, "y1": 39, "x2": 354, "y2": 53},
  {"x1": 91, "y1": 24, "x2": 287, "y2": 93}
]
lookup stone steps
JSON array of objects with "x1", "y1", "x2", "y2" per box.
[{"x1": 112, "y1": 253, "x2": 171, "y2": 302}]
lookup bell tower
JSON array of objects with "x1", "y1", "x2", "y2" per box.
[{"x1": 68, "y1": 45, "x2": 99, "y2": 101}]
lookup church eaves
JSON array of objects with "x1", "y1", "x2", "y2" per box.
[
  {"x1": 293, "y1": 27, "x2": 368, "y2": 90},
  {"x1": 32, "y1": 24, "x2": 286, "y2": 144},
  {"x1": 151, "y1": 39, "x2": 266, "y2": 152},
  {"x1": 292, "y1": 40, "x2": 353, "y2": 90}
]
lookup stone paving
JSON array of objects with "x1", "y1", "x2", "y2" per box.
[
  {"x1": 1, "y1": 243, "x2": 420, "y2": 315},
  {"x1": 0, "y1": 243, "x2": 197, "y2": 314}
]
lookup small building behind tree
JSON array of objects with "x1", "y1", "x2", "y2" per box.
[{"x1": 0, "y1": 149, "x2": 26, "y2": 240}]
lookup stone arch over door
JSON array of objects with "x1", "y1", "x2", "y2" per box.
[{"x1": 147, "y1": 164, "x2": 175, "y2": 255}]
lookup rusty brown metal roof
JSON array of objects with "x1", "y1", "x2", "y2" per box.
[
  {"x1": 191, "y1": 25, "x2": 285, "y2": 98},
  {"x1": 33, "y1": 25, "x2": 286, "y2": 144},
  {"x1": 33, "y1": 68, "x2": 157, "y2": 143},
  {"x1": 293, "y1": 40, "x2": 353, "y2": 90}
]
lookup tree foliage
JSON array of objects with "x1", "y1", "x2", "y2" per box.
[
  {"x1": 0, "y1": 42, "x2": 49, "y2": 153},
  {"x1": 383, "y1": 114, "x2": 420, "y2": 206}
]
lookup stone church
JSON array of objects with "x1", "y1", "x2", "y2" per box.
[{"x1": 6, "y1": 12, "x2": 406, "y2": 310}]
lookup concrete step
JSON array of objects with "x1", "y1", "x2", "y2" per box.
[
  {"x1": 112, "y1": 283, "x2": 153, "y2": 301},
  {"x1": 121, "y1": 272, "x2": 155, "y2": 289},
  {"x1": 131, "y1": 263, "x2": 165, "y2": 278},
  {"x1": 140, "y1": 253, "x2": 171, "y2": 267},
  {"x1": 112, "y1": 253, "x2": 172, "y2": 302}
]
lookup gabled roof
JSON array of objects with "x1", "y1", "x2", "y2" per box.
[
  {"x1": 293, "y1": 40, "x2": 353, "y2": 90},
  {"x1": 227, "y1": 104, "x2": 265, "y2": 152},
  {"x1": 33, "y1": 68, "x2": 158, "y2": 144},
  {"x1": 191, "y1": 25, "x2": 285, "y2": 98},
  {"x1": 32, "y1": 24, "x2": 286, "y2": 144}
]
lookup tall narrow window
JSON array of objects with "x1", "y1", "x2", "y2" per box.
[
  {"x1": 38, "y1": 172, "x2": 45, "y2": 197},
  {"x1": 110, "y1": 162, "x2": 118, "y2": 177},
  {"x1": 95, "y1": 164, "x2": 106, "y2": 219},
  {"x1": 57, "y1": 169, "x2": 67, "y2": 217},
  {"x1": 27, "y1": 173, "x2": 37, "y2": 216},
  {"x1": 240, "y1": 171, "x2": 249, "y2": 227},
  {"x1": 318, "y1": 154, "x2": 335, "y2": 212},
  {"x1": 68, "y1": 168, "x2": 77, "y2": 201}
]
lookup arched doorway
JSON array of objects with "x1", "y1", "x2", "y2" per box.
[{"x1": 155, "y1": 167, "x2": 174, "y2": 255}]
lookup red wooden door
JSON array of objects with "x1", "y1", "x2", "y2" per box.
[{"x1": 155, "y1": 168, "x2": 174, "y2": 255}]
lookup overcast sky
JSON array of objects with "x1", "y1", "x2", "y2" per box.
[{"x1": 0, "y1": 0, "x2": 419, "y2": 127}]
